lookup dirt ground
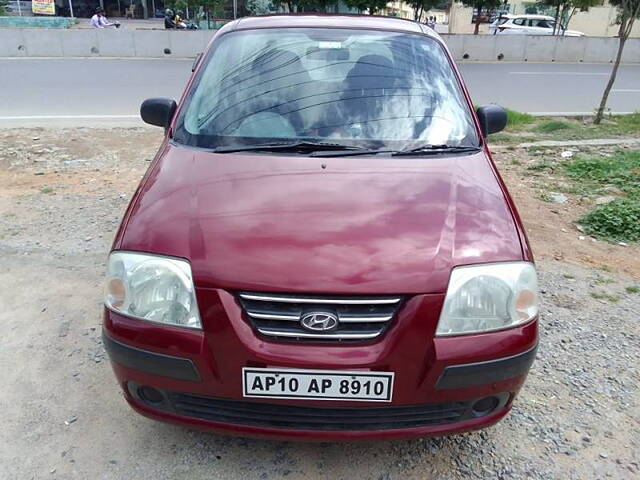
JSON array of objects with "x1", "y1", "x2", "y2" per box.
[
  {"x1": 1, "y1": 128, "x2": 638, "y2": 480},
  {"x1": 490, "y1": 143, "x2": 640, "y2": 277}
]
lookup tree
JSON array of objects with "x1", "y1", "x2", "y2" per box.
[
  {"x1": 409, "y1": 0, "x2": 442, "y2": 21},
  {"x1": 295, "y1": 0, "x2": 333, "y2": 12},
  {"x1": 270, "y1": 0, "x2": 295, "y2": 12},
  {"x1": 165, "y1": 0, "x2": 190, "y2": 13},
  {"x1": 540, "y1": 0, "x2": 600, "y2": 35},
  {"x1": 344, "y1": 0, "x2": 389, "y2": 14},
  {"x1": 246, "y1": 0, "x2": 273, "y2": 14},
  {"x1": 197, "y1": 0, "x2": 225, "y2": 27},
  {"x1": 561, "y1": 0, "x2": 601, "y2": 33},
  {"x1": 460, "y1": 0, "x2": 504, "y2": 34},
  {"x1": 595, "y1": 0, "x2": 640, "y2": 123},
  {"x1": 0, "y1": 0, "x2": 9, "y2": 15}
]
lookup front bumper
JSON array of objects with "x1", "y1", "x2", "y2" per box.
[{"x1": 103, "y1": 288, "x2": 538, "y2": 441}]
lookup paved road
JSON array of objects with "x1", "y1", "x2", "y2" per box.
[{"x1": 1, "y1": 58, "x2": 639, "y2": 126}]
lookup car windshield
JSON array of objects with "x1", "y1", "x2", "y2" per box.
[{"x1": 173, "y1": 28, "x2": 479, "y2": 151}]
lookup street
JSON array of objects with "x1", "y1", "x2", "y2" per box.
[{"x1": 0, "y1": 58, "x2": 639, "y2": 126}]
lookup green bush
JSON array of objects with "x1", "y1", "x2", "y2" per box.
[
  {"x1": 535, "y1": 121, "x2": 572, "y2": 133},
  {"x1": 579, "y1": 198, "x2": 640, "y2": 243},
  {"x1": 505, "y1": 109, "x2": 535, "y2": 128}
]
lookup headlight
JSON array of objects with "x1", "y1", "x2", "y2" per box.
[
  {"x1": 104, "y1": 251, "x2": 201, "y2": 329},
  {"x1": 436, "y1": 262, "x2": 538, "y2": 336}
]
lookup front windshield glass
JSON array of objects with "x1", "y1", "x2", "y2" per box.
[{"x1": 174, "y1": 28, "x2": 479, "y2": 150}]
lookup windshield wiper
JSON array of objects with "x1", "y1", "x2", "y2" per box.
[
  {"x1": 211, "y1": 141, "x2": 368, "y2": 154},
  {"x1": 392, "y1": 145, "x2": 482, "y2": 157}
]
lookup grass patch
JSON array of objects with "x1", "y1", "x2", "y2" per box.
[
  {"x1": 579, "y1": 198, "x2": 640, "y2": 243},
  {"x1": 535, "y1": 121, "x2": 572, "y2": 133},
  {"x1": 558, "y1": 150, "x2": 640, "y2": 244},
  {"x1": 563, "y1": 150, "x2": 640, "y2": 195},
  {"x1": 505, "y1": 109, "x2": 535, "y2": 128},
  {"x1": 39, "y1": 187, "x2": 54, "y2": 194},
  {"x1": 593, "y1": 277, "x2": 614, "y2": 285},
  {"x1": 563, "y1": 274, "x2": 575, "y2": 280},
  {"x1": 486, "y1": 133, "x2": 520, "y2": 143},
  {"x1": 615, "y1": 111, "x2": 640, "y2": 132},
  {"x1": 487, "y1": 111, "x2": 640, "y2": 145},
  {"x1": 625, "y1": 286, "x2": 640, "y2": 294},
  {"x1": 526, "y1": 146, "x2": 552, "y2": 155},
  {"x1": 590, "y1": 292, "x2": 621, "y2": 303},
  {"x1": 527, "y1": 161, "x2": 555, "y2": 172}
]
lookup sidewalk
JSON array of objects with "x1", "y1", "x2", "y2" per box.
[{"x1": 71, "y1": 17, "x2": 164, "y2": 29}]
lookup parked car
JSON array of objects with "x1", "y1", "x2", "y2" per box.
[
  {"x1": 103, "y1": 14, "x2": 539, "y2": 441},
  {"x1": 490, "y1": 14, "x2": 585, "y2": 36}
]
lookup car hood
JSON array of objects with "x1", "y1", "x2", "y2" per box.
[{"x1": 117, "y1": 144, "x2": 523, "y2": 294}]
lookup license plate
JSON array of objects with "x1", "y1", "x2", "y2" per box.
[{"x1": 242, "y1": 368, "x2": 394, "y2": 402}]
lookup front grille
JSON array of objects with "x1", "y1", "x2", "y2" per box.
[
  {"x1": 238, "y1": 292, "x2": 404, "y2": 341},
  {"x1": 169, "y1": 393, "x2": 470, "y2": 430}
]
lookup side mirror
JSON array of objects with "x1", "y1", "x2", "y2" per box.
[
  {"x1": 140, "y1": 97, "x2": 177, "y2": 128},
  {"x1": 476, "y1": 105, "x2": 508, "y2": 136}
]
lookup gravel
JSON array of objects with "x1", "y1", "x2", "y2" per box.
[{"x1": 0, "y1": 128, "x2": 638, "y2": 479}]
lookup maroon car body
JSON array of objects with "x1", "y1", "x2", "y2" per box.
[{"x1": 103, "y1": 14, "x2": 538, "y2": 441}]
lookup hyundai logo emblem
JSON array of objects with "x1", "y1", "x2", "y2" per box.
[{"x1": 300, "y1": 312, "x2": 339, "y2": 332}]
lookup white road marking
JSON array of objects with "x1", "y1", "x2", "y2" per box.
[
  {"x1": 0, "y1": 114, "x2": 139, "y2": 120},
  {"x1": 612, "y1": 89, "x2": 640, "y2": 93},
  {"x1": 509, "y1": 71, "x2": 609, "y2": 76}
]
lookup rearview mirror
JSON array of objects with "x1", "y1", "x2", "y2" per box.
[
  {"x1": 476, "y1": 105, "x2": 508, "y2": 136},
  {"x1": 140, "y1": 98, "x2": 177, "y2": 129}
]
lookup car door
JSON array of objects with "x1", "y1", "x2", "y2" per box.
[
  {"x1": 503, "y1": 17, "x2": 529, "y2": 34},
  {"x1": 528, "y1": 19, "x2": 554, "y2": 35}
]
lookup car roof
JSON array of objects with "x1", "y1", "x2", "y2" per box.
[
  {"x1": 228, "y1": 14, "x2": 435, "y2": 37},
  {"x1": 513, "y1": 14, "x2": 555, "y2": 20}
]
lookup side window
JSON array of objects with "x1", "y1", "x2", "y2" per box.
[
  {"x1": 537, "y1": 20, "x2": 552, "y2": 28},
  {"x1": 512, "y1": 18, "x2": 526, "y2": 26}
]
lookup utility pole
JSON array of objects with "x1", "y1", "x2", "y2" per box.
[{"x1": 233, "y1": 0, "x2": 237, "y2": 18}]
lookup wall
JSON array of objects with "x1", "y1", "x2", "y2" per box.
[
  {"x1": 0, "y1": 28, "x2": 216, "y2": 57},
  {"x1": 0, "y1": 28, "x2": 638, "y2": 64},
  {"x1": 568, "y1": 6, "x2": 640, "y2": 37},
  {"x1": 442, "y1": 34, "x2": 640, "y2": 64}
]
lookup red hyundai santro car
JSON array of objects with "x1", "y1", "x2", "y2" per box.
[{"x1": 103, "y1": 15, "x2": 539, "y2": 441}]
